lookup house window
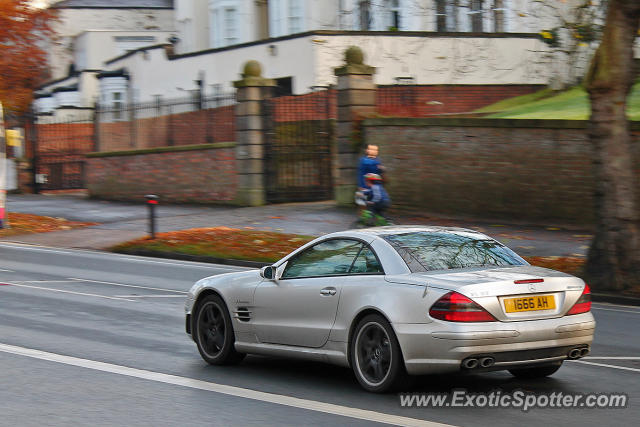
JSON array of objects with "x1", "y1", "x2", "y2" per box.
[
  {"x1": 288, "y1": 0, "x2": 303, "y2": 34},
  {"x1": 469, "y1": 0, "x2": 484, "y2": 32},
  {"x1": 388, "y1": 0, "x2": 400, "y2": 30},
  {"x1": 435, "y1": 0, "x2": 447, "y2": 31},
  {"x1": 359, "y1": 1, "x2": 371, "y2": 30},
  {"x1": 224, "y1": 7, "x2": 237, "y2": 46},
  {"x1": 113, "y1": 92, "x2": 123, "y2": 120},
  {"x1": 492, "y1": 0, "x2": 506, "y2": 32}
]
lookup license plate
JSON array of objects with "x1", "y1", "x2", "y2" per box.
[{"x1": 504, "y1": 295, "x2": 556, "y2": 313}]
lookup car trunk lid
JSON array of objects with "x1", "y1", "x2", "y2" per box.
[{"x1": 416, "y1": 266, "x2": 585, "y2": 321}]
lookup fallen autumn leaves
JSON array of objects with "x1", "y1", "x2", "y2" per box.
[
  {"x1": 0, "y1": 212, "x2": 97, "y2": 237},
  {"x1": 111, "y1": 226, "x2": 586, "y2": 277}
]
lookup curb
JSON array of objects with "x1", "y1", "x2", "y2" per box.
[
  {"x1": 592, "y1": 293, "x2": 640, "y2": 307},
  {"x1": 113, "y1": 249, "x2": 270, "y2": 269},
  {"x1": 112, "y1": 249, "x2": 640, "y2": 306}
]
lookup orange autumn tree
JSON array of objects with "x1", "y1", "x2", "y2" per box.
[{"x1": 0, "y1": 0, "x2": 56, "y2": 114}]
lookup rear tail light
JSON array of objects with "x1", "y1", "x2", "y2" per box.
[
  {"x1": 567, "y1": 284, "x2": 591, "y2": 315},
  {"x1": 429, "y1": 291, "x2": 497, "y2": 322}
]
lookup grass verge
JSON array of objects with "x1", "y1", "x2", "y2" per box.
[
  {"x1": 111, "y1": 227, "x2": 314, "y2": 263},
  {"x1": 112, "y1": 227, "x2": 586, "y2": 277},
  {"x1": 0, "y1": 212, "x2": 97, "y2": 237},
  {"x1": 475, "y1": 82, "x2": 640, "y2": 120}
]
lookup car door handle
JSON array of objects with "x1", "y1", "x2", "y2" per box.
[{"x1": 320, "y1": 287, "x2": 337, "y2": 296}]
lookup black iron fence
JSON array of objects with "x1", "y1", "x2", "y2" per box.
[
  {"x1": 95, "y1": 92, "x2": 236, "y2": 151},
  {"x1": 262, "y1": 88, "x2": 335, "y2": 203},
  {"x1": 28, "y1": 113, "x2": 95, "y2": 191}
]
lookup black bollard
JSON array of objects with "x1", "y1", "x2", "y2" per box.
[{"x1": 145, "y1": 194, "x2": 158, "y2": 239}]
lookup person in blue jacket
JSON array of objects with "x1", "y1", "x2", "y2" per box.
[{"x1": 357, "y1": 144, "x2": 385, "y2": 190}]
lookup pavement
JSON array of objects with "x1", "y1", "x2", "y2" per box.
[{"x1": 1, "y1": 193, "x2": 593, "y2": 258}]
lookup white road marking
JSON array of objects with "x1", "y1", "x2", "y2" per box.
[
  {"x1": 1, "y1": 282, "x2": 135, "y2": 302},
  {"x1": 0, "y1": 343, "x2": 453, "y2": 427},
  {"x1": 571, "y1": 360, "x2": 640, "y2": 373},
  {"x1": 0, "y1": 242, "x2": 249, "y2": 271},
  {"x1": 113, "y1": 295, "x2": 186, "y2": 298},
  {"x1": 16, "y1": 280, "x2": 80, "y2": 283},
  {"x1": 583, "y1": 357, "x2": 640, "y2": 360},
  {"x1": 69, "y1": 278, "x2": 187, "y2": 294},
  {"x1": 0, "y1": 268, "x2": 14, "y2": 272}
]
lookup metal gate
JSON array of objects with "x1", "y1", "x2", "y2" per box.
[
  {"x1": 29, "y1": 114, "x2": 94, "y2": 191},
  {"x1": 262, "y1": 89, "x2": 335, "y2": 203}
]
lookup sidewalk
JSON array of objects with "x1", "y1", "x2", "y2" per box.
[{"x1": 0, "y1": 194, "x2": 592, "y2": 258}]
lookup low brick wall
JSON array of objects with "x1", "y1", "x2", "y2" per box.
[
  {"x1": 364, "y1": 118, "x2": 640, "y2": 225},
  {"x1": 86, "y1": 143, "x2": 237, "y2": 203}
]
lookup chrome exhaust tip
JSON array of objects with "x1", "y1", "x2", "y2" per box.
[
  {"x1": 462, "y1": 358, "x2": 479, "y2": 369},
  {"x1": 568, "y1": 348, "x2": 582, "y2": 359},
  {"x1": 579, "y1": 347, "x2": 590, "y2": 357},
  {"x1": 479, "y1": 357, "x2": 495, "y2": 368}
]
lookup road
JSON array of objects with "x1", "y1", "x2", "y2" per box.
[{"x1": 0, "y1": 242, "x2": 637, "y2": 426}]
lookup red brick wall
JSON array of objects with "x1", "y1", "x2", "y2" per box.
[
  {"x1": 271, "y1": 90, "x2": 337, "y2": 121},
  {"x1": 35, "y1": 123, "x2": 94, "y2": 154},
  {"x1": 96, "y1": 105, "x2": 235, "y2": 152},
  {"x1": 376, "y1": 85, "x2": 544, "y2": 117},
  {"x1": 86, "y1": 145, "x2": 237, "y2": 203},
  {"x1": 364, "y1": 118, "x2": 640, "y2": 225}
]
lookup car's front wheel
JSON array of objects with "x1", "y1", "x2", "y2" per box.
[
  {"x1": 351, "y1": 314, "x2": 407, "y2": 393},
  {"x1": 193, "y1": 294, "x2": 245, "y2": 365},
  {"x1": 508, "y1": 363, "x2": 562, "y2": 379}
]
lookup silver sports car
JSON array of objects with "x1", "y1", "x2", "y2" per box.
[{"x1": 185, "y1": 226, "x2": 595, "y2": 392}]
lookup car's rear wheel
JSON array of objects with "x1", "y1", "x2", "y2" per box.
[
  {"x1": 508, "y1": 363, "x2": 562, "y2": 379},
  {"x1": 193, "y1": 295, "x2": 245, "y2": 365},
  {"x1": 351, "y1": 314, "x2": 407, "y2": 393}
]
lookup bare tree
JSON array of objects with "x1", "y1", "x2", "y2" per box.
[{"x1": 584, "y1": 0, "x2": 640, "y2": 293}]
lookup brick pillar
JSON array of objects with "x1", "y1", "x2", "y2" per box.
[
  {"x1": 334, "y1": 46, "x2": 376, "y2": 206},
  {"x1": 233, "y1": 60, "x2": 275, "y2": 206}
]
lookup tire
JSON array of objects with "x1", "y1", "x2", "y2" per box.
[
  {"x1": 193, "y1": 294, "x2": 245, "y2": 365},
  {"x1": 508, "y1": 363, "x2": 562, "y2": 379},
  {"x1": 350, "y1": 314, "x2": 408, "y2": 393}
]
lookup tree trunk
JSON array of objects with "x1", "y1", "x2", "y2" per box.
[{"x1": 584, "y1": 0, "x2": 640, "y2": 293}]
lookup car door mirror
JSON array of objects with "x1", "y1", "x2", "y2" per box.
[{"x1": 260, "y1": 266, "x2": 276, "y2": 280}]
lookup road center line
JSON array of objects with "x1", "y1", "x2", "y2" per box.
[
  {"x1": 68, "y1": 278, "x2": 187, "y2": 294},
  {"x1": 2, "y1": 282, "x2": 135, "y2": 302},
  {"x1": 0, "y1": 242, "x2": 248, "y2": 270},
  {"x1": 0, "y1": 343, "x2": 453, "y2": 427},
  {"x1": 570, "y1": 360, "x2": 640, "y2": 373}
]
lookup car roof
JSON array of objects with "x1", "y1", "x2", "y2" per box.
[
  {"x1": 316, "y1": 226, "x2": 491, "y2": 243},
  {"x1": 349, "y1": 225, "x2": 488, "y2": 237}
]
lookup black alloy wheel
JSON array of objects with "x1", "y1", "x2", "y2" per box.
[
  {"x1": 194, "y1": 295, "x2": 245, "y2": 365},
  {"x1": 351, "y1": 314, "x2": 407, "y2": 392}
]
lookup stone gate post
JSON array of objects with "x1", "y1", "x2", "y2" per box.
[
  {"x1": 333, "y1": 46, "x2": 376, "y2": 206},
  {"x1": 233, "y1": 60, "x2": 275, "y2": 206}
]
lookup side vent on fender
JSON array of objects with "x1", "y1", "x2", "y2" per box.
[{"x1": 234, "y1": 307, "x2": 252, "y2": 322}]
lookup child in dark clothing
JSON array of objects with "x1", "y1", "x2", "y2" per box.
[{"x1": 362, "y1": 173, "x2": 391, "y2": 221}]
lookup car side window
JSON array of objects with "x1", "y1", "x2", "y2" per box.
[
  {"x1": 349, "y1": 245, "x2": 384, "y2": 274},
  {"x1": 282, "y1": 239, "x2": 363, "y2": 279}
]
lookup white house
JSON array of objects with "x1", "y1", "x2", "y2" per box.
[
  {"x1": 48, "y1": 0, "x2": 176, "y2": 80},
  {"x1": 34, "y1": 0, "x2": 176, "y2": 119},
  {"x1": 37, "y1": 0, "x2": 616, "y2": 118}
]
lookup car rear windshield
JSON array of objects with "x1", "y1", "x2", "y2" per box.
[{"x1": 382, "y1": 231, "x2": 527, "y2": 272}]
